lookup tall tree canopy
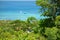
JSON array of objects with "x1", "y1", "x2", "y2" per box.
[
  {"x1": 36, "y1": 0, "x2": 60, "y2": 20},
  {"x1": 36, "y1": 0, "x2": 60, "y2": 40}
]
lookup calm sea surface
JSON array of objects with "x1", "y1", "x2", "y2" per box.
[{"x1": 0, "y1": 1, "x2": 44, "y2": 20}]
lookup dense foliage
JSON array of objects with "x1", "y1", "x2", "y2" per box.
[
  {"x1": 0, "y1": 17, "x2": 45, "y2": 40},
  {"x1": 0, "y1": 0, "x2": 60, "y2": 40},
  {"x1": 36, "y1": 0, "x2": 60, "y2": 40},
  {"x1": 0, "y1": 16, "x2": 60, "y2": 40}
]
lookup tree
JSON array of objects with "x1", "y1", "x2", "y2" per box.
[
  {"x1": 27, "y1": 17, "x2": 37, "y2": 23},
  {"x1": 36, "y1": 0, "x2": 60, "y2": 40},
  {"x1": 36, "y1": 0, "x2": 60, "y2": 26},
  {"x1": 26, "y1": 17, "x2": 39, "y2": 33},
  {"x1": 55, "y1": 16, "x2": 60, "y2": 27},
  {"x1": 27, "y1": 17, "x2": 38, "y2": 28},
  {"x1": 36, "y1": 0, "x2": 60, "y2": 21},
  {"x1": 45, "y1": 27, "x2": 58, "y2": 40},
  {"x1": 55, "y1": 16, "x2": 60, "y2": 40}
]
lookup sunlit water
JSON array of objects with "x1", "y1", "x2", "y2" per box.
[{"x1": 0, "y1": 1, "x2": 45, "y2": 20}]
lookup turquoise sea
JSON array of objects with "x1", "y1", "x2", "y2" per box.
[{"x1": 0, "y1": 1, "x2": 44, "y2": 20}]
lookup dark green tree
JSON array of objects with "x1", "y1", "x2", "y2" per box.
[
  {"x1": 36, "y1": 0, "x2": 60, "y2": 29},
  {"x1": 36, "y1": 0, "x2": 60, "y2": 40},
  {"x1": 36, "y1": 0, "x2": 60, "y2": 20}
]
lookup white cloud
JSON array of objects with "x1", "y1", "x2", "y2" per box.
[{"x1": 0, "y1": 0, "x2": 36, "y2": 1}]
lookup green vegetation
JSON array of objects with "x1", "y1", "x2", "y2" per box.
[
  {"x1": 0, "y1": 18, "x2": 41, "y2": 40},
  {"x1": 36, "y1": 0, "x2": 60, "y2": 40},
  {"x1": 0, "y1": 0, "x2": 60, "y2": 40},
  {"x1": 0, "y1": 16, "x2": 60, "y2": 40}
]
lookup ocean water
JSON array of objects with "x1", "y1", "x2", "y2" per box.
[{"x1": 0, "y1": 1, "x2": 44, "y2": 20}]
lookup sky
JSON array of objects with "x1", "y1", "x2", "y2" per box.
[
  {"x1": 0, "y1": 1, "x2": 41, "y2": 20},
  {"x1": 0, "y1": 1, "x2": 40, "y2": 12},
  {"x1": 0, "y1": 0, "x2": 36, "y2": 1}
]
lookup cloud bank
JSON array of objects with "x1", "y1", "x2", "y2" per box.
[{"x1": 0, "y1": 0, "x2": 36, "y2": 1}]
